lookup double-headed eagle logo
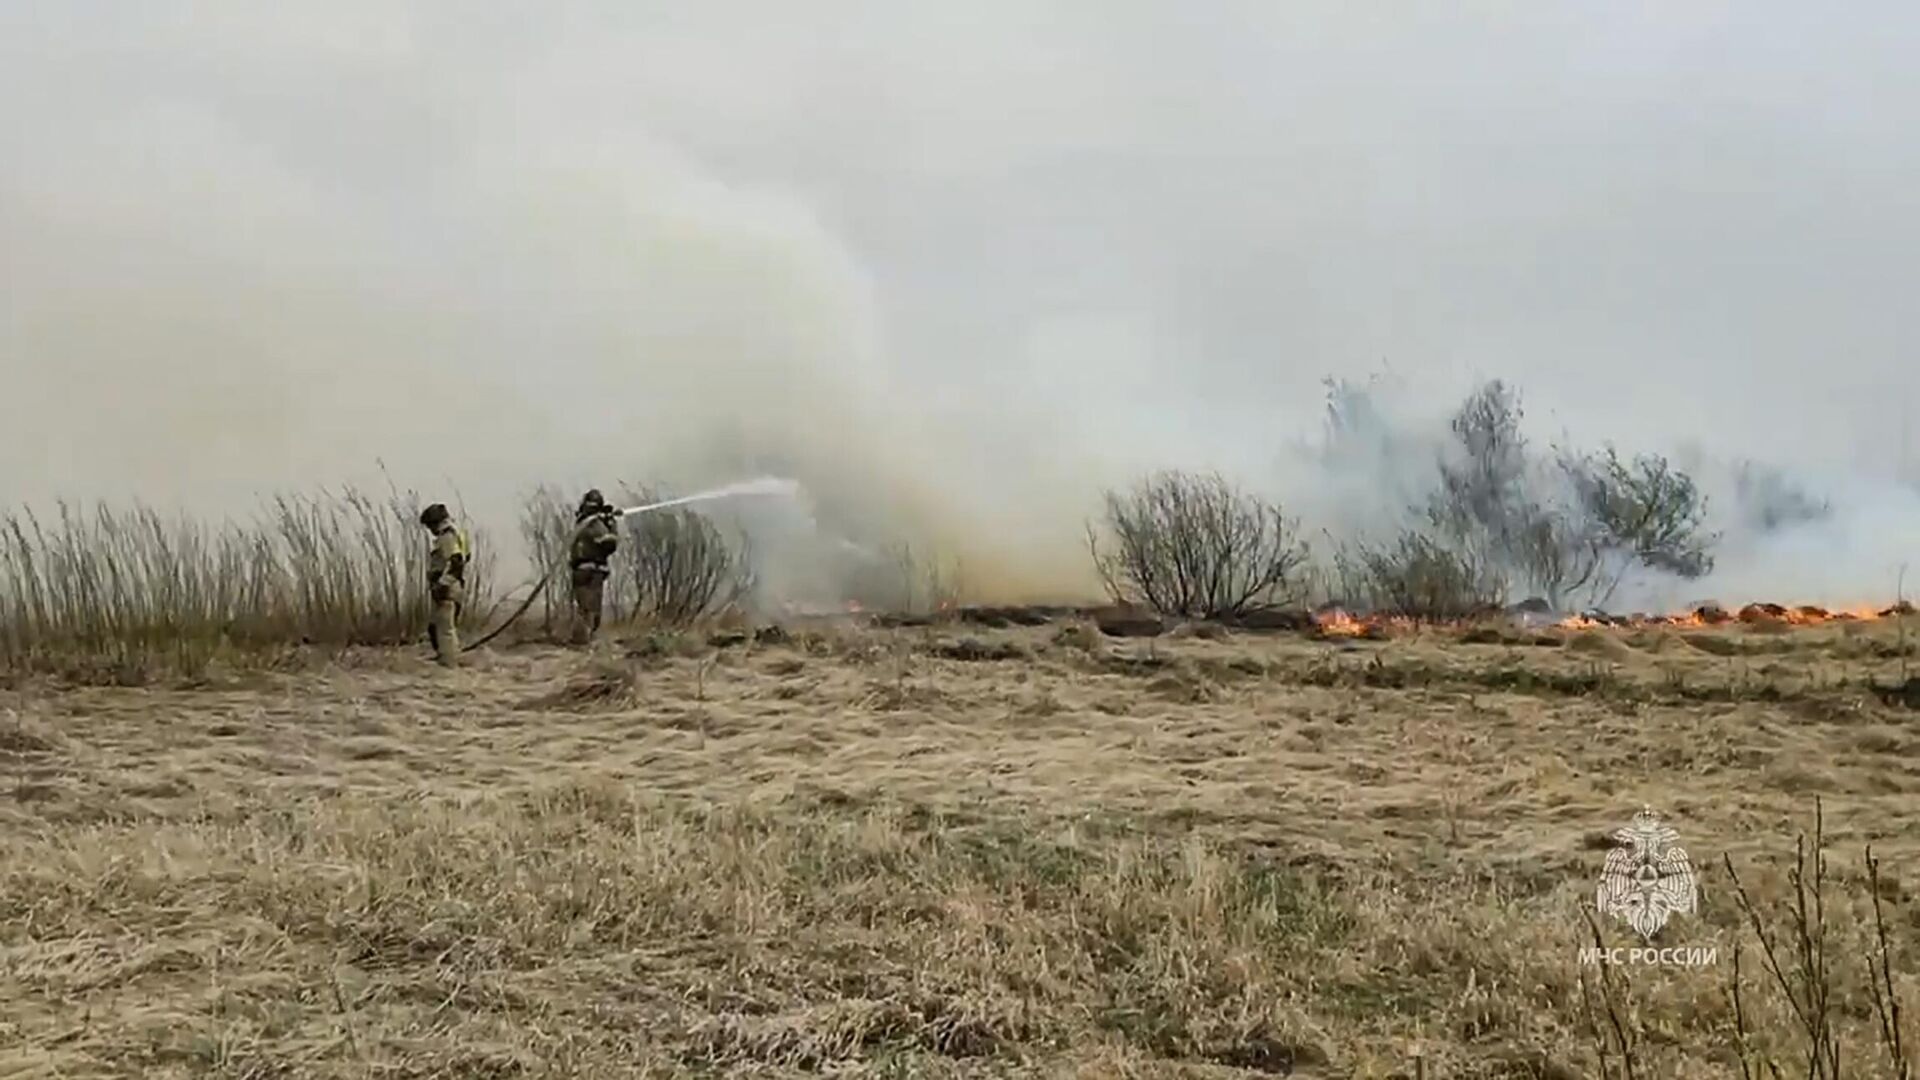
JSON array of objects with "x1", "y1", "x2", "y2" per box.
[{"x1": 1596, "y1": 807, "x2": 1698, "y2": 940}]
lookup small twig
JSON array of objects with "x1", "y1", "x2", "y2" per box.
[
  {"x1": 1580, "y1": 907, "x2": 1638, "y2": 1080},
  {"x1": 1726, "y1": 800, "x2": 1857, "y2": 1080},
  {"x1": 1790, "y1": 800, "x2": 1840, "y2": 1080},
  {"x1": 1866, "y1": 846, "x2": 1912, "y2": 1080},
  {"x1": 1792, "y1": 824, "x2": 1825, "y2": 1078},
  {"x1": 1725, "y1": 850, "x2": 1816, "y2": 1040},
  {"x1": 1728, "y1": 942, "x2": 1761, "y2": 1080},
  {"x1": 1899, "y1": 564, "x2": 1909, "y2": 684},
  {"x1": 330, "y1": 969, "x2": 365, "y2": 1064},
  {"x1": 1579, "y1": 965, "x2": 1616, "y2": 1079},
  {"x1": 695, "y1": 653, "x2": 717, "y2": 702}
]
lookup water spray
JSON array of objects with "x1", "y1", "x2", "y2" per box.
[
  {"x1": 610, "y1": 476, "x2": 801, "y2": 519},
  {"x1": 461, "y1": 476, "x2": 802, "y2": 653}
]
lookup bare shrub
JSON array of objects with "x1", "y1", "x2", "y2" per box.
[
  {"x1": 1411, "y1": 380, "x2": 1719, "y2": 610},
  {"x1": 1419, "y1": 380, "x2": 1576, "y2": 603},
  {"x1": 1334, "y1": 531, "x2": 1502, "y2": 619},
  {"x1": 1429, "y1": 380, "x2": 1534, "y2": 554},
  {"x1": 612, "y1": 484, "x2": 754, "y2": 627},
  {"x1": 842, "y1": 540, "x2": 963, "y2": 615},
  {"x1": 0, "y1": 488, "x2": 495, "y2": 680},
  {"x1": 1088, "y1": 471, "x2": 1309, "y2": 619},
  {"x1": 509, "y1": 483, "x2": 754, "y2": 636},
  {"x1": 1317, "y1": 372, "x2": 1410, "y2": 465},
  {"x1": 1733, "y1": 459, "x2": 1832, "y2": 533},
  {"x1": 1511, "y1": 508, "x2": 1608, "y2": 610}
]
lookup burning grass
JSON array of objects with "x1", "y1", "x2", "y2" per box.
[
  {"x1": 1295, "y1": 597, "x2": 1911, "y2": 642},
  {"x1": 2, "y1": 469, "x2": 1907, "y2": 696},
  {"x1": 1553, "y1": 601, "x2": 1906, "y2": 632}
]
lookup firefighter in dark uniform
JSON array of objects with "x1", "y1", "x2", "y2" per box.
[{"x1": 569, "y1": 489, "x2": 620, "y2": 644}]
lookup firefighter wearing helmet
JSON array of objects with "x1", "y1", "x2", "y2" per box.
[
  {"x1": 569, "y1": 489, "x2": 621, "y2": 644},
  {"x1": 418, "y1": 502, "x2": 470, "y2": 666}
]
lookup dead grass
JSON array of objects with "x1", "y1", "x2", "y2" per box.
[
  {"x1": 3, "y1": 614, "x2": 1919, "y2": 1077},
  {"x1": 0, "y1": 490, "x2": 497, "y2": 683},
  {"x1": 515, "y1": 659, "x2": 641, "y2": 712}
]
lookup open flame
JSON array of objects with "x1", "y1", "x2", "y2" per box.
[
  {"x1": 1309, "y1": 606, "x2": 1420, "y2": 639},
  {"x1": 1314, "y1": 609, "x2": 1370, "y2": 637},
  {"x1": 791, "y1": 596, "x2": 1910, "y2": 634},
  {"x1": 1555, "y1": 601, "x2": 1907, "y2": 631},
  {"x1": 1308, "y1": 599, "x2": 1912, "y2": 638}
]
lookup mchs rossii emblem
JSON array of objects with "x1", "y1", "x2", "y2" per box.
[{"x1": 1596, "y1": 808, "x2": 1698, "y2": 941}]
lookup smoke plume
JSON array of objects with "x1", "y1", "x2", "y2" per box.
[{"x1": 3, "y1": 2, "x2": 1918, "y2": 610}]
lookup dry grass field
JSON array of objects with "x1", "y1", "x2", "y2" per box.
[{"x1": 4, "y1": 610, "x2": 1919, "y2": 1078}]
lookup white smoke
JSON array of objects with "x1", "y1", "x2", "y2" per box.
[
  {"x1": 4, "y1": 2, "x2": 1919, "y2": 610},
  {"x1": 1270, "y1": 373, "x2": 1920, "y2": 613},
  {"x1": 1632, "y1": 468, "x2": 1914, "y2": 612}
]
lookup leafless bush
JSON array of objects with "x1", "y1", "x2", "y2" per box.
[
  {"x1": 1088, "y1": 471, "x2": 1309, "y2": 619},
  {"x1": 1334, "y1": 530, "x2": 1503, "y2": 619},
  {"x1": 518, "y1": 480, "x2": 756, "y2": 626},
  {"x1": 1733, "y1": 459, "x2": 1832, "y2": 533},
  {"x1": 1317, "y1": 372, "x2": 1412, "y2": 465},
  {"x1": 512, "y1": 483, "x2": 754, "y2": 635},
  {"x1": 1419, "y1": 380, "x2": 1575, "y2": 603},
  {"x1": 1410, "y1": 380, "x2": 1719, "y2": 610},
  {"x1": 0, "y1": 488, "x2": 495, "y2": 681},
  {"x1": 1428, "y1": 380, "x2": 1534, "y2": 551},
  {"x1": 613, "y1": 484, "x2": 754, "y2": 627},
  {"x1": 841, "y1": 540, "x2": 963, "y2": 615}
]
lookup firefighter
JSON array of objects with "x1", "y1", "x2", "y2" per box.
[
  {"x1": 419, "y1": 502, "x2": 469, "y2": 665},
  {"x1": 569, "y1": 489, "x2": 621, "y2": 644}
]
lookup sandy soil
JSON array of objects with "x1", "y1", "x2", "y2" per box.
[{"x1": 4, "y1": 614, "x2": 1919, "y2": 1077}]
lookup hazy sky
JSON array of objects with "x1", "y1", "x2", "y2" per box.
[{"x1": 4, "y1": 1, "x2": 1917, "y2": 596}]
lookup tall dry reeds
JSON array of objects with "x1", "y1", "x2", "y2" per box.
[
  {"x1": 0, "y1": 488, "x2": 494, "y2": 681},
  {"x1": 518, "y1": 484, "x2": 576, "y2": 633}
]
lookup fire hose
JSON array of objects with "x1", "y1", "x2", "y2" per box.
[
  {"x1": 460, "y1": 514, "x2": 615, "y2": 654},
  {"x1": 461, "y1": 558, "x2": 567, "y2": 653}
]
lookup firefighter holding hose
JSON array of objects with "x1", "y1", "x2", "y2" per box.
[
  {"x1": 570, "y1": 489, "x2": 621, "y2": 645},
  {"x1": 419, "y1": 502, "x2": 470, "y2": 666}
]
